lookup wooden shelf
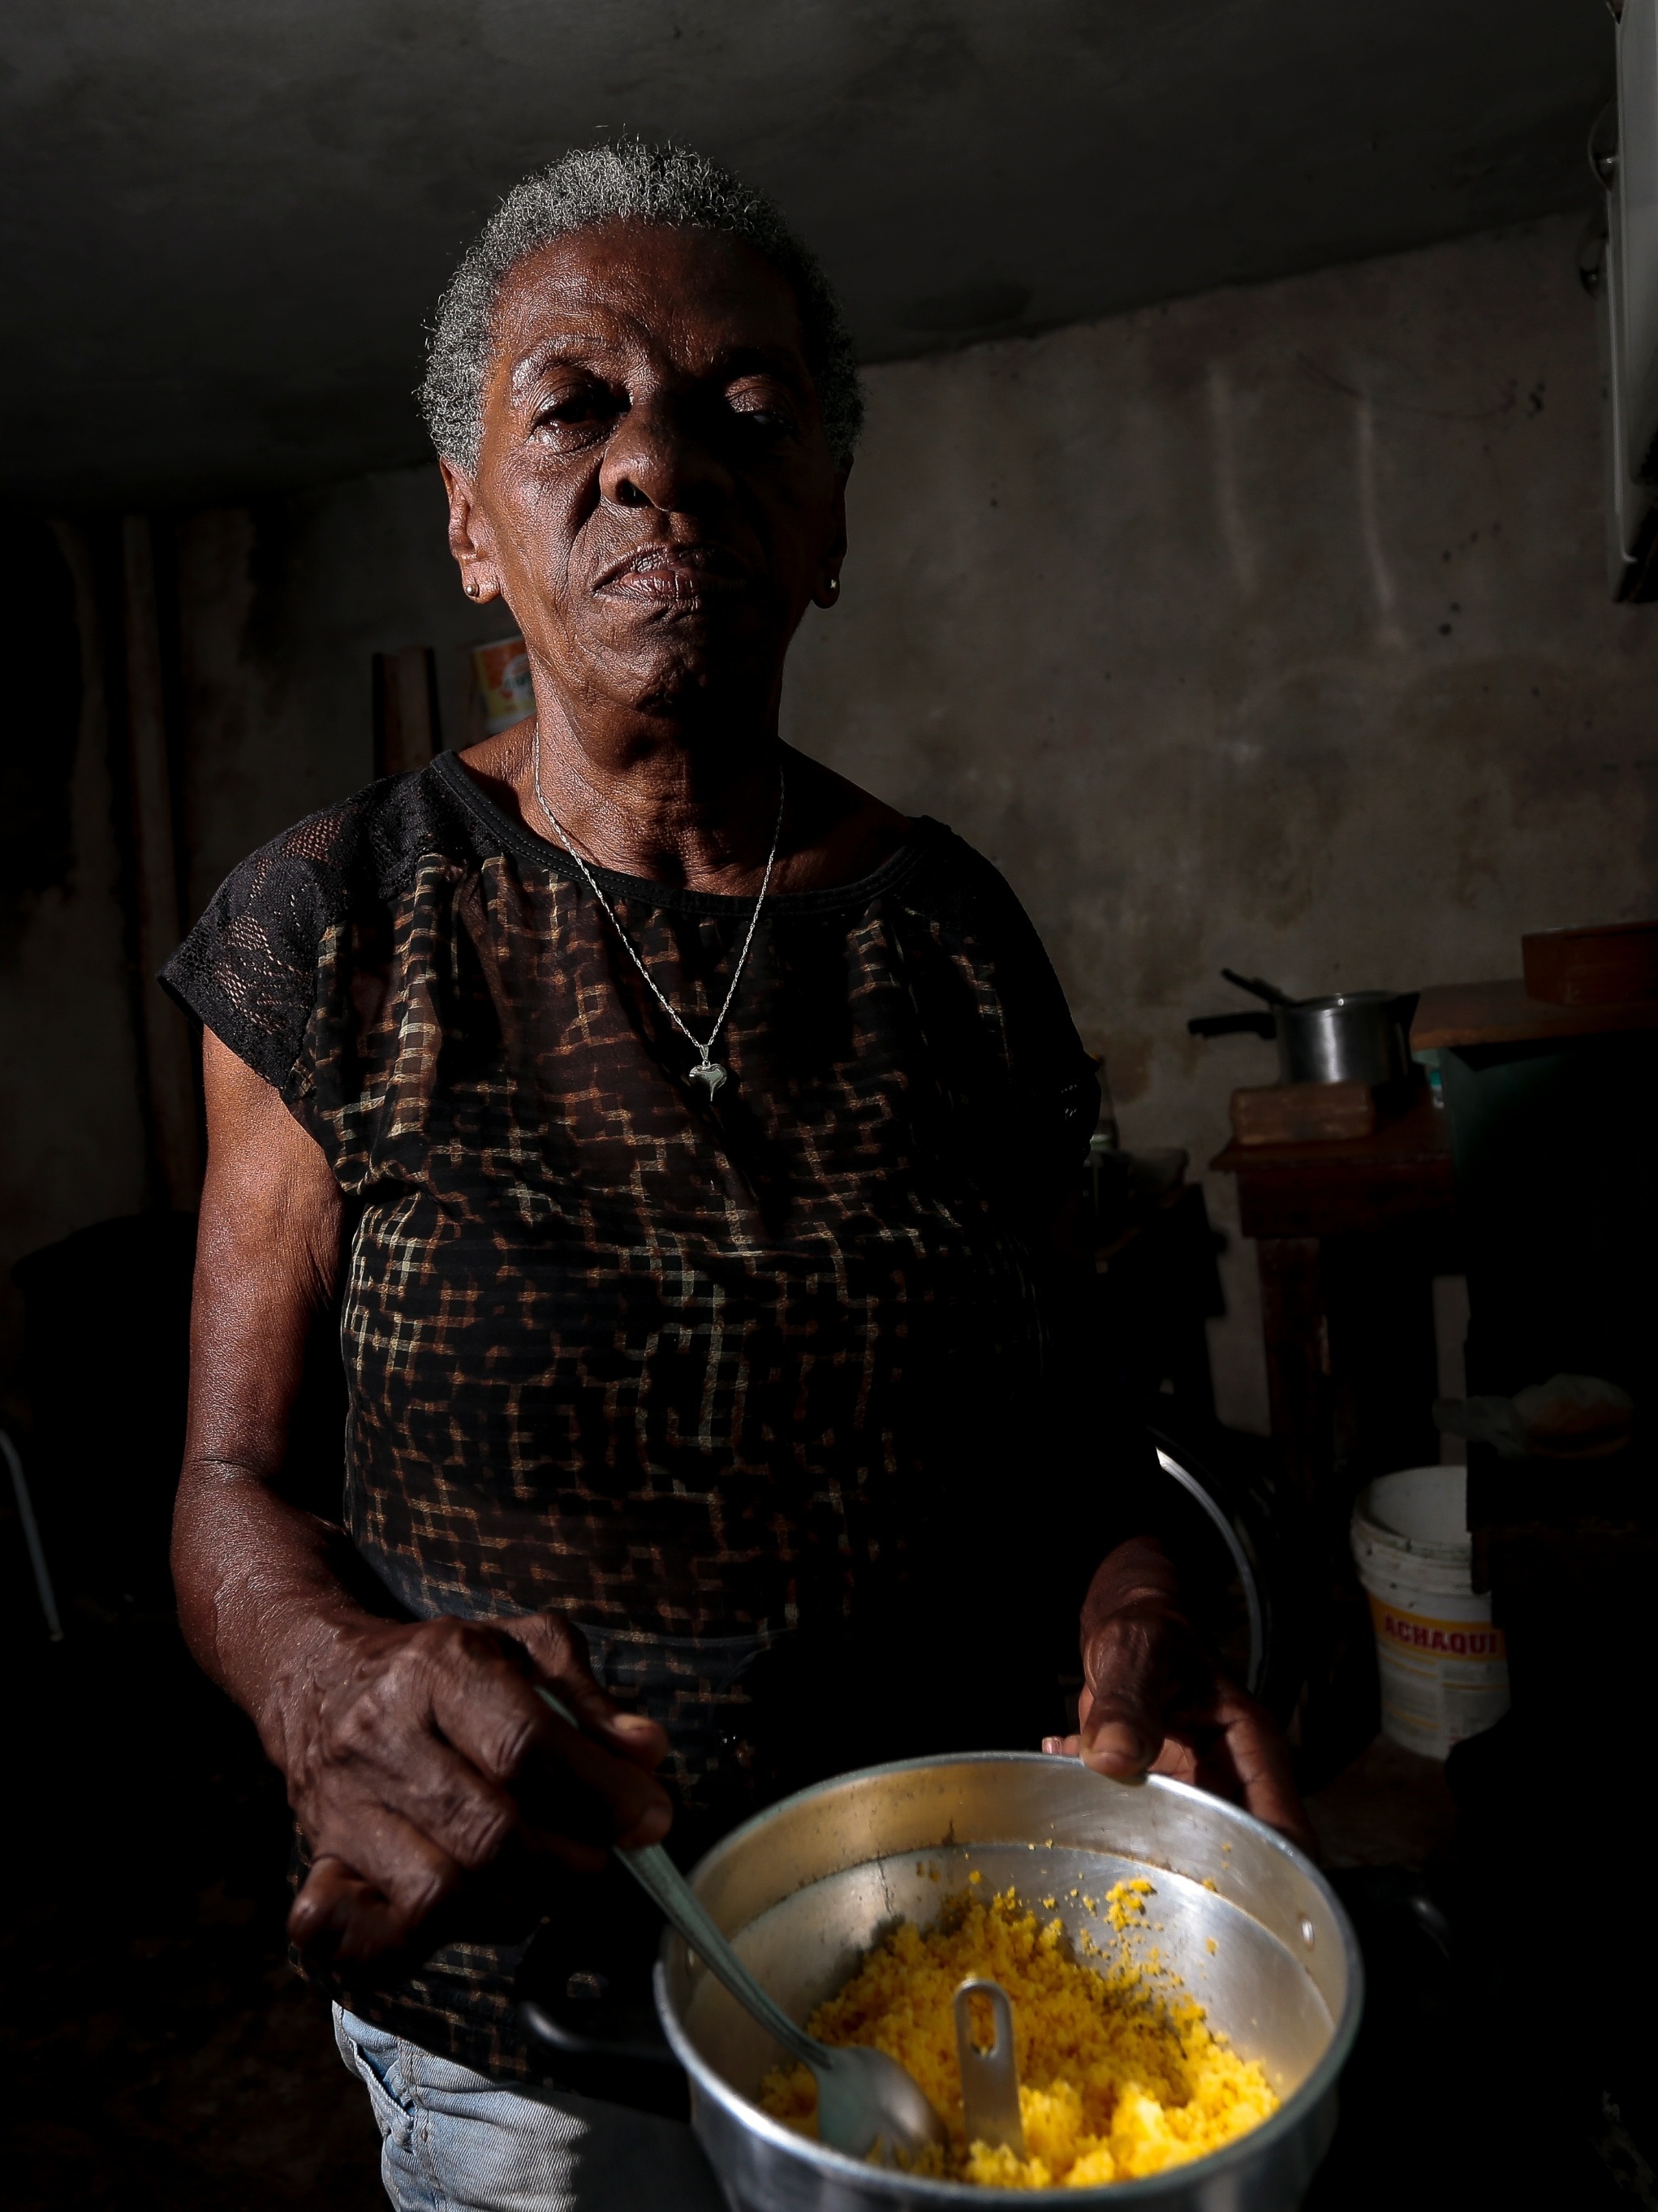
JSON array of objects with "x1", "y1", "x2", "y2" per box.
[
  {"x1": 1210, "y1": 1090, "x2": 1454, "y2": 1240},
  {"x1": 1411, "y1": 977, "x2": 1658, "y2": 1051}
]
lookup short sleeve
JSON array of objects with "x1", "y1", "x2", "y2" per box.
[{"x1": 160, "y1": 810, "x2": 351, "y2": 1097}]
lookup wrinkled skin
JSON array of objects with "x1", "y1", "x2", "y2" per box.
[
  {"x1": 179, "y1": 1034, "x2": 676, "y2": 1969},
  {"x1": 1047, "y1": 1540, "x2": 1314, "y2": 1855},
  {"x1": 440, "y1": 218, "x2": 902, "y2": 893},
  {"x1": 172, "y1": 219, "x2": 1308, "y2": 1976}
]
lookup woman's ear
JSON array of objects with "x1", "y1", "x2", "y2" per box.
[
  {"x1": 439, "y1": 457, "x2": 501, "y2": 604},
  {"x1": 812, "y1": 472, "x2": 850, "y2": 610}
]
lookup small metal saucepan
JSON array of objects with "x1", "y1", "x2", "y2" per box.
[
  {"x1": 1189, "y1": 970, "x2": 1417, "y2": 1089},
  {"x1": 656, "y1": 1752, "x2": 1362, "y2": 2212}
]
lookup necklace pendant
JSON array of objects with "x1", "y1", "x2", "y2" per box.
[{"x1": 689, "y1": 1058, "x2": 729, "y2": 1097}]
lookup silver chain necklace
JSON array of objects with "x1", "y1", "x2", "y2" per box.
[{"x1": 531, "y1": 726, "x2": 785, "y2": 1097}]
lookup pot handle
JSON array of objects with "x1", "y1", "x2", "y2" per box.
[
  {"x1": 1187, "y1": 1011, "x2": 1277, "y2": 1040},
  {"x1": 515, "y1": 1992, "x2": 676, "y2": 2067}
]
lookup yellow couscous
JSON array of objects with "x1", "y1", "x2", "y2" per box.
[{"x1": 759, "y1": 1882, "x2": 1277, "y2": 2189}]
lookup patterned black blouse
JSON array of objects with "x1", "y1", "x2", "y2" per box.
[{"x1": 164, "y1": 748, "x2": 1098, "y2": 2079}]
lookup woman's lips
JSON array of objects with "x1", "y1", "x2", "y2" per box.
[{"x1": 598, "y1": 545, "x2": 749, "y2": 601}]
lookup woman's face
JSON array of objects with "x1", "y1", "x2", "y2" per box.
[{"x1": 446, "y1": 220, "x2": 847, "y2": 743}]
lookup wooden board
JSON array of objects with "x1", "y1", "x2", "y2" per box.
[
  {"x1": 1211, "y1": 1091, "x2": 1455, "y2": 1240},
  {"x1": 1230, "y1": 1081, "x2": 1376, "y2": 1147},
  {"x1": 1522, "y1": 918, "x2": 1658, "y2": 1006},
  {"x1": 1411, "y1": 977, "x2": 1658, "y2": 1051}
]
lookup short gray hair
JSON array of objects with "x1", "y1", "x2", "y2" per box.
[{"x1": 420, "y1": 140, "x2": 863, "y2": 473}]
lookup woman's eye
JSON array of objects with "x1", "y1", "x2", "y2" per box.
[
  {"x1": 532, "y1": 388, "x2": 615, "y2": 440},
  {"x1": 727, "y1": 384, "x2": 797, "y2": 434}
]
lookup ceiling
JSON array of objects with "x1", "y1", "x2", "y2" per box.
[{"x1": 0, "y1": 0, "x2": 1613, "y2": 511}]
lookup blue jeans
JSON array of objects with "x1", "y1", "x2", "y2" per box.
[{"x1": 334, "y1": 2007, "x2": 726, "y2": 2212}]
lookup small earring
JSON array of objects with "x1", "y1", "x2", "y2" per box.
[
  {"x1": 464, "y1": 579, "x2": 480, "y2": 600},
  {"x1": 826, "y1": 576, "x2": 840, "y2": 597}
]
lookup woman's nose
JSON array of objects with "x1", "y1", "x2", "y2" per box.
[{"x1": 601, "y1": 396, "x2": 730, "y2": 515}]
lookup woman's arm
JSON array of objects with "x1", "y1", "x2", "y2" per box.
[{"x1": 173, "y1": 1032, "x2": 671, "y2": 1965}]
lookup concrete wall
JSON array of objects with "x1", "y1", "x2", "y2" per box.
[
  {"x1": 787, "y1": 213, "x2": 1658, "y2": 1427},
  {"x1": 174, "y1": 477, "x2": 514, "y2": 925},
  {"x1": 5, "y1": 211, "x2": 1653, "y2": 1430}
]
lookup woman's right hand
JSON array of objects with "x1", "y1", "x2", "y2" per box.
[
  {"x1": 278, "y1": 1606, "x2": 672, "y2": 1966},
  {"x1": 175, "y1": 1037, "x2": 672, "y2": 1971}
]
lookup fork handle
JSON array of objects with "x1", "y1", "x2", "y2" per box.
[{"x1": 619, "y1": 1839, "x2": 820, "y2": 2067}]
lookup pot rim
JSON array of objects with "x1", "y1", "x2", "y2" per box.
[
  {"x1": 1281, "y1": 990, "x2": 1403, "y2": 1015},
  {"x1": 654, "y1": 1750, "x2": 1365, "y2": 2204}
]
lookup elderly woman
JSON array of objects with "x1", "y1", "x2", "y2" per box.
[{"x1": 166, "y1": 142, "x2": 1305, "y2": 2212}]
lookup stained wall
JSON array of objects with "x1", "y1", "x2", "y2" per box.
[{"x1": 785, "y1": 213, "x2": 1658, "y2": 1426}]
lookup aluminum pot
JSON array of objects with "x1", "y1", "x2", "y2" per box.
[
  {"x1": 1273, "y1": 991, "x2": 1412, "y2": 1089},
  {"x1": 656, "y1": 1753, "x2": 1362, "y2": 2212}
]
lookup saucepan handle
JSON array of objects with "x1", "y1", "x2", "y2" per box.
[{"x1": 1187, "y1": 1011, "x2": 1277, "y2": 1040}]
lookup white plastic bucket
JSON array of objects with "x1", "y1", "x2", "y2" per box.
[{"x1": 1350, "y1": 1466, "x2": 1509, "y2": 1760}]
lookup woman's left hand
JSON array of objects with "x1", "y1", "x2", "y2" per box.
[{"x1": 1044, "y1": 1545, "x2": 1316, "y2": 1855}]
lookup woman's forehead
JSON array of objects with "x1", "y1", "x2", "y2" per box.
[{"x1": 493, "y1": 222, "x2": 808, "y2": 377}]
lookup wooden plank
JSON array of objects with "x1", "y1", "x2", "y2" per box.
[
  {"x1": 1255, "y1": 1235, "x2": 1330, "y2": 1508},
  {"x1": 1522, "y1": 919, "x2": 1658, "y2": 1006},
  {"x1": 1212, "y1": 1093, "x2": 1453, "y2": 1238},
  {"x1": 122, "y1": 514, "x2": 201, "y2": 1209},
  {"x1": 1230, "y1": 1081, "x2": 1376, "y2": 1147},
  {"x1": 1411, "y1": 977, "x2": 1658, "y2": 1050},
  {"x1": 373, "y1": 644, "x2": 441, "y2": 778}
]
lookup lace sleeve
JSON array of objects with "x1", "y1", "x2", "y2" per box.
[{"x1": 160, "y1": 807, "x2": 356, "y2": 1097}]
